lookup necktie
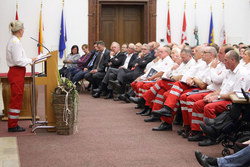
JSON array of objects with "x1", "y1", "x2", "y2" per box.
[
  {"x1": 87, "y1": 53, "x2": 97, "y2": 68},
  {"x1": 97, "y1": 52, "x2": 104, "y2": 69}
]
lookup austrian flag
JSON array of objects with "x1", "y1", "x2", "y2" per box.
[{"x1": 181, "y1": 11, "x2": 187, "y2": 44}]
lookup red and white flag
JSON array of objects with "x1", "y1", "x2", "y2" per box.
[
  {"x1": 166, "y1": 9, "x2": 171, "y2": 43},
  {"x1": 181, "y1": 11, "x2": 187, "y2": 44},
  {"x1": 15, "y1": 3, "x2": 19, "y2": 20},
  {"x1": 219, "y1": 25, "x2": 226, "y2": 45}
]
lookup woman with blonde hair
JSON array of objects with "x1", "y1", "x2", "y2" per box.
[{"x1": 6, "y1": 20, "x2": 37, "y2": 132}]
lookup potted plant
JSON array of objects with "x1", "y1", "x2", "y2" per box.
[{"x1": 52, "y1": 76, "x2": 78, "y2": 135}]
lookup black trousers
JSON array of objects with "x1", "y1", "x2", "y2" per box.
[{"x1": 85, "y1": 71, "x2": 106, "y2": 89}]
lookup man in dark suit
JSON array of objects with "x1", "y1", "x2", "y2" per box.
[
  {"x1": 114, "y1": 43, "x2": 155, "y2": 95},
  {"x1": 93, "y1": 43, "x2": 137, "y2": 99},
  {"x1": 84, "y1": 41, "x2": 110, "y2": 90}
]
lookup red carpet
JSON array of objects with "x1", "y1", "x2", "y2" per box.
[
  {"x1": 0, "y1": 119, "x2": 36, "y2": 137},
  {"x1": 17, "y1": 92, "x2": 223, "y2": 167}
]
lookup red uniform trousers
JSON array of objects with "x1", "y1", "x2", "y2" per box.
[
  {"x1": 131, "y1": 81, "x2": 143, "y2": 97},
  {"x1": 191, "y1": 99, "x2": 232, "y2": 131},
  {"x1": 142, "y1": 79, "x2": 175, "y2": 107},
  {"x1": 180, "y1": 92, "x2": 211, "y2": 126},
  {"x1": 164, "y1": 81, "x2": 200, "y2": 111},
  {"x1": 7, "y1": 66, "x2": 26, "y2": 128},
  {"x1": 160, "y1": 90, "x2": 180, "y2": 124}
]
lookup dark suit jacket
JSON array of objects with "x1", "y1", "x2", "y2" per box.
[
  {"x1": 109, "y1": 52, "x2": 126, "y2": 69},
  {"x1": 132, "y1": 53, "x2": 154, "y2": 79},
  {"x1": 92, "y1": 48, "x2": 110, "y2": 72}
]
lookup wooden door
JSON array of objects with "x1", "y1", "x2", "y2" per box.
[{"x1": 100, "y1": 5, "x2": 144, "y2": 48}]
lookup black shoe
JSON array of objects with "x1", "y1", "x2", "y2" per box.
[
  {"x1": 136, "y1": 107, "x2": 149, "y2": 115},
  {"x1": 152, "y1": 106, "x2": 172, "y2": 117},
  {"x1": 101, "y1": 91, "x2": 108, "y2": 97},
  {"x1": 8, "y1": 125, "x2": 26, "y2": 132},
  {"x1": 135, "y1": 104, "x2": 144, "y2": 109},
  {"x1": 181, "y1": 130, "x2": 191, "y2": 138},
  {"x1": 129, "y1": 97, "x2": 145, "y2": 105},
  {"x1": 195, "y1": 150, "x2": 218, "y2": 167},
  {"x1": 198, "y1": 138, "x2": 216, "y2": 146},
  {"x1": 177, "y1": 129, "x2": 185, "y2": 135},
  {"x1": 188, "y1": 132, "x2": 204, "y2": 141},
  {"x1": 92, "y1": 92, "x2": 101, "y2": 98},
  {"x1": 119, "y1": 94, "x2": 130, "y2": 103},
  {"x1": 200, "y1": 123, "x2": 218, "y2": 140},
  {"x1": 113, "y1": 97, "x2": 120, "y2": 101},
  {"x1": 104, "y1": 92, "x2": 113, "y2": 99},
  {"x1": 144, "y1": 115, "x2": 161, "y2": 122},
  {"x1": 152, "y1": 122, "x2": 172, "y2": 131},
  {"x1": 141, "y1": 108, "x2": 151, "y2": 116}
]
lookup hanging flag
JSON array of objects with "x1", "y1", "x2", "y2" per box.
[
  {"x1": 16, "y1": 2, "x2": 19, "y2": 20},
  {"x1": 194, "y1": 0, "x2": 199, "y2": 46},
  {"x1": 181, "y1": 11, "x2": 187, "y2": 44},
  {"x1": 59, "y1": 9, "x2": 66, "y2": 59},
  {"x1": 38, "y1": 2, "x2": 43, "y2": 54},
  {"x1": 219, "y1": 1, "x2": 226, "y2": 45},
  {"x1": 208, "y1": 12, "x2": 214, "y2": 46},
  {"x1": 219, "y1": 25, "x2": 226, "y2": 45},
  {"x1": 166, "y1": 9, "x2": 171, "y2": 43}
]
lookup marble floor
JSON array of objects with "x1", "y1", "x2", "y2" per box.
[{"x1": 0, "y1": 137, "x2": 20, "y2": 167}]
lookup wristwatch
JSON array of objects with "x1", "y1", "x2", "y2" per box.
[{"x1": 217, "y1": 95, "x2": 221, "y2": 100}]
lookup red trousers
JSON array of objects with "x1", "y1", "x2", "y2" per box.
[
  {"x1": 143, "y1": 79, "x2": 175, "y2": 107},
  {"x1": 7, "y1": 66, "x2": 25, "y2": 128},
  {"x1": 191, "y1": 99, "x2": 232, "y2": 131},
  {"x1": 164, "y1": 81, "x2": 200, "y2": 110},
  {"x1": 180, "y1": 92, "x2": 211, "y2": 126}
]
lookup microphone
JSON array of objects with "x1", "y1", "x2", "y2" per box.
[{"x1": 30, "y1": 37, "x2": 51, "y2": 53}]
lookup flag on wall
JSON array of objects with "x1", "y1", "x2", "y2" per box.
[
  {"x1": 181, "y1": 11, "x2": 187, "y2": 44},
  {"x1": 38, "y1": 3, "x2": 43, "y2": 54},
  {"x1": 166, "y1": 9, "x2": 171, "y2": 43},
  {"x1": 219, "y1": 2, "x2": 226, "y2": 45},
  {"x1": 219, "y1": 25, "x2": 226, "y2": 45},
  {"x1": 59, "y1": 9, "x2": 67, "y2": 59},
  {"x1": 194, "y1": 1, "x2": 199, "y2": 46},
  {"x1": 16, "y1": 2, "x2": 19, "y2": 20},
  {"x1": 208, "y1": 12, "x2": 214, "y2": 46}
]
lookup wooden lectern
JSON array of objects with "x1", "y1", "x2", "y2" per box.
[
  {"x1": 31, "y1": 50, "x2": 59, "y2": 131},
  {"x1": 1, "y1": 74, "x2": 38, "y2": 120}
]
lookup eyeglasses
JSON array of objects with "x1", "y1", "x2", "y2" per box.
[{"x1": 203, "y1": 51, "x2": 211, "y2": 54}]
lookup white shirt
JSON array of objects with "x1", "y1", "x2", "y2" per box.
[
  {"x1": 242, "y1": 62, "x2": 250, "y2": 71},
  {"x1": 181, "y1": 59, "x2": 206, "y2": 82},
  {"x1": 123, "y1": 53, "x2": 133, "y2": 69},
  {"x1": 220, "y1": 64, "x2": 250, "y2": 95},
  {"x1": 6, "y1": 35, "x2": 32, "y2": 67},
  {"x1": 158, "y1": 56, "x2": 174, "y2": 74},
  {"x1": 206, "y1": 62, "x2": 228, "y2": 91},
  {"x1": 172, "y1": 58, "x2": 196, "y2": 77}
]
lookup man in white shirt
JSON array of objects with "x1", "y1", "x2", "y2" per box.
[
  {"x1": 180, "y1": 45, "x2": 231, "y2": 140},
  {"x1": 192, "y1": 50, "x2": 250, "y2": 146},
  {"x1": 151, "y1": 46, "x2": 217, "y2": 131}
]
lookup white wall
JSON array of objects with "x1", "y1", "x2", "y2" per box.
[
  {"x1": 157, "y1": 0, "x2": 250, "y2": 46},
  {"x1": 0, "y1": 0, "x2": 88, "y2": 73},
  {"x1": 0, "y1": 0, "x2": 249, "y2": 73}
]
